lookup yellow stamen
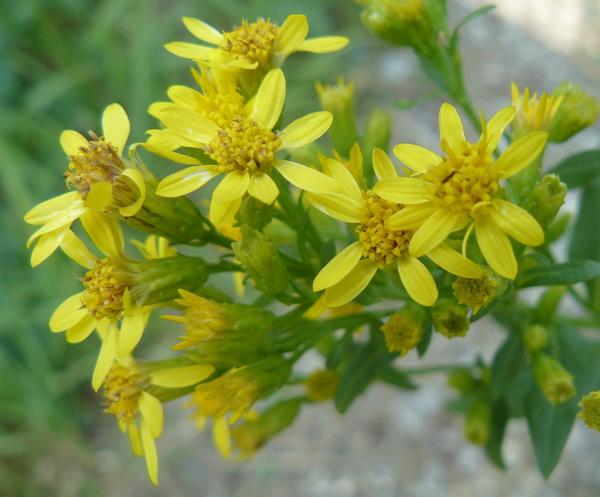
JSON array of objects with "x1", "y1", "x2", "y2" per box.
[
  {"x1": 81, "y1": 258, "x2": 130, "y2": 319},
  {"x1": 103, "y1": 363, "x2": 148, "y2": 425},
  {"x1": 221, "y1": 18, "x2": 279, "y2": 66}
]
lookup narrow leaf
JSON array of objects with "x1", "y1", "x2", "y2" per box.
[
  {"x1": 548, "y1": 150, "x2": 600, "y2": 189},
  {"x1": 517, "y1": 260, "x2": 600, "y2": 288}
]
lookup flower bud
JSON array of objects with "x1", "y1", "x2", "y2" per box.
[
  {"x1": 522, "y1": 324, "x2": 548, "y2": 352},
  {"x1": 532, "y1": 353, "x2": 576, "y2": 405},
  {"x1": 578, "y1": 390, "x2": 600, "y2": 432},
  {"x1": 549, "y1": 82, "x2": 599, "y2": 142},
  {"x1": 511, "y1": 83, "x2": 563, "y2": 139},
  {"x1": 452, "y1": 267, "x2": 503, "y2": 314},
  {"x1": 316, "y1": 78, "x2": 359, "y2": 156},
  {"x1": 380, "y1": 305, "x2": 425, "y2": 356},
  {"x1": 304, "y1": 370, "x2": 339, "y2": 401},
  {"x1": 232, "y1": 226, "x2": 289, "y2": 296},
  {"x1": 523, "y1": 174, "x2": 566, "y2": 229},
  {"x1": 235, "y1": 195, "x2": 274, "y2": 231},
  {"x1": 231, "y1": 399, "x2": 302, "y2": 458},
  {"x1": 431, "y1": 299, "x2": 470, "y2": 338},
  {"x1": 362, "y1": 108, "x2": 392, "y2": 164},
  {"x1": 447, "y1": 369, "x2": 477, "y2": 393},
  {"x1": 464, "y1": 398, "x2": 491, "y2": 446}
]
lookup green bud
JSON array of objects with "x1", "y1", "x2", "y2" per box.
[
  {"x1": 532, "y1": 353, "x2": 576, "y2": 405},
  {"x1": 362, "y1": 108, "x2": 392, "y2": 158},
  {"x1": 432, "y1": 299, "x2": 470, "y2": 338},
  {"x1": 232, "y1": 226, "x2": 289, "y2": 297},
  {"x1": 578, "y1": 390, "x2": 600, "y2": 433},
  {"x1": 235, "y1": 195, "x2": 274, "y2": 230},
  {"x1": 452, "y1": 267, "x2": 505, "y2": 315},
  {"x1": 522, "y1": 324, "x2": 548, "y2": 352},
  {"x1": 231, "y1": 399, "x2": 302, "y2": 457},
  {"x1": 464, "y1": 398, "x2": 491, "y2": 446},
  {"x1": 523, "y1": 174, "x2": 567, "y2": 229},
  {"x1": 316, "y1": 78, "x2": 360, "y2": 156},
  {"x1": 447, "y1": 369, "x2": 477, "y2": 393},
  {"x1": 304, "y1": 370, "x2": 340, "y2": 401},
  {"x1": 549, "y1": 82, "x2": 599, "y2": 142},
  {"x1": 380, "y1": 305, "x2": 425, "y2": 356}
]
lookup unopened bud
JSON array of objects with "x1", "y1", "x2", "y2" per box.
[
  {"x1": 448, "y1": 369, "x2": 477, "y2": 393},
  {"x1": 452, "y1": 267, "x2": 502, "y2": 314},
  {"x1": 464, "y1": 399, "x2": 491, "y2": 446},
  {"x1": 549, "y1": 82, "x2": 599, "y2": 142},
  {"x1": 380, "y1": 306, "x2": 425, "y2": 356},
  {"x1": 235, "y1": 195, "x2": 274, "y2": 230},
  {"x1": 578, "y1": 391, "x2": 600, "y2": 433},
  {"x1": 524, "y1": 174, "x2": 566, "y2": 229},
  {"x1": 532, "y1": 353, "x2": 576, "y2": 405},
  {"x1": 522, "y1": 324, "x2": 548, "y2": 352},
  {"x1": 304, "y1": 370, "x2": 339, "y2": 401},
  {"x1": 432, "y1": 300, "x2": 470, "y2": 338}
]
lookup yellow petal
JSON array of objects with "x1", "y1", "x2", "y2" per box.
[
  {"x1": 166, "y1": 85, "x2": 201, "y2": 108},
  {"x1": 139, "y1": 391, "x2": 164, "y2": 438},
  {"x1": 147, "y1": 128, "x2": 203, "y2": 148},
  {"x1": 117, "y1": 303, "x2": 145, "y2": 359},
  {"x1": 427, "y1": 243, "x2": 482, "y2": 278},
  {"x1": 409, "y1": 209, "x2": 461, "y2": 257},
  {"x1": 279, "y1": 112, "x2": 332, "y2": 150},
  {"x1": 489, "y1": 200, "x2": 544, "y2": 247},
  {"x1": 496, "y1": 130, "x2": 548, "y2": 178},
  {"x1": 322, "y1": 158, "x2": 361, "y2": 201},
  {"x1": 102, "y1": 103, "x2": 130, "y2": 154},
  {"x1": 372, "y1": 148, "x2": 398, "y2": 179},
  {"x1": 397, "y1": 255, "x2": 438, "y2": 306},
  {"x1": 30, "y1": 225, "x2": 70, "y2": 267},
  {"x1": 164, "y1": 41, "x2": 214, "y2": 60},
  {"x1": 80, "y1": 210, "x2": 124, "y2": 257},
  {"x1": 156, "y1": 107, "x2": 219, "y2": 143},
  {"x1": 313, "y1": 242, "x2": 363, "y2": 291},
  {"x1": 274, "y1": 160, "x2": 339, "y2": 193},
  {"x1": 156, "y1": 166, "x2": 219, "y2": 197},
  {"x1": 439, "y1": 103, "x2": 466, "y2": 152},
  {"x1": 323, "y1": 259, "x2": 378, "y2": 307},
  {"x1": 139, "y1": 142, "x2": 201, "y2": 165},
  {"x1": 295, "y1": 36, "x2": 349, "y2": 53},
  {"x1": 140, "y1": 420, "x2": 159, "y2": 485},
  {"x1": 92, "y1": 324, "x2": 117, "y2": 391},
  {"x1": 26, "y1": 204, "x2": 85, "y2": 243},
  {"x1": 247, "y1": 173, "x2": 279, "y2": 204},
  {"x1": 387, "y1": 203, "x2": 443, "y2": 230},
  {"x1": 150, "y1": 364, "x2": 216, "y2": 388},
  {"x1": 85, "y1": 182, "x2": 113, "y2": 210},
  {"x1": 213, "y1": 417, "x2": 231, "y2": 459},
  {"x1": 306, "y1": 192, "x2": 361, "y2": 223},
  {"x1": 212, "y1": 171, "x2": 250, "y2": 201},
  {"x1": 24, "y1": 191, "x2": 81, "y2": 225},
  {"x1": 60, "y1": 230, "x2": 96, "y2": 269},
  {"x1": 274, "y1": 14, "x2": 308, "y2": 55},
  {"x1": 393, "y1": 144, "x2": 442, "y2": 172},
  {"x1": 475, "y1": 218, "x2": 517, "y2": 279},
  {"x1": 119, "y1": 168, "x2": 146, "y2": 217},
  {"x1": 128, "y1": 422, "x2": 144, "y2": 456},
  {"x1": 209, "y1": 197, "x2": 242, "y2": 225},
  {"x1": 60, "y1": 130, "x2": 88, "y2": 156},
  {"x1": 49, "y1": 293, "x2": 87, "y2": 332},
  {"x1": 484, "y1": 106, "x2": 516, "y2": 152},
  {"x1": 372, "y1": 177, "x2": 428, "y2": 204},
  {"x1": 250, "y1": 69, "x2": 285, "y2": 130},
  {"x1": 182, "y1": 17, "x2": 223, "y2": 45},
  {"x1": 66, "y1": 315, "x2": 96, "y2": 343}
]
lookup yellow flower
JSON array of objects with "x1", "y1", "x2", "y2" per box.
[
  {"x1": 578, "y1": 391, "x2": 600, "y2": 433},
  {"x1": 165, "y1": 15, "x2": 348, "y2": 71},
  {"x1": 308, "y1": 149, "x2": 482, "y2": 307},
  {"x1": 374, "y1": 103, "x2": 548, "y2": 279},
  {"x1": 380, "y1": 310, "x2": 423, "y2": 355},
  {"x1": 102, "y1": 357, "x2": 215, "y2": 484},
  {"x1": 24, "y1": 104, "x2": 146, "y2": 266},
  {"x1": 152, "y1": 69, "x2": 338, "y2": 224},
  {"x1": 49, "y1": 221, "x2": 150, "y2": 390},
  {"x1": 511, "y1": 83, "x2": 563, "y2": 137}
]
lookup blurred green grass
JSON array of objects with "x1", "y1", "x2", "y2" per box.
[{"x1": 0, "y1": 0, "x2": 372, "y2": 494}]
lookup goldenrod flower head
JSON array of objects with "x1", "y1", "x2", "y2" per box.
[
  {"x1": 431, "y1": 301, "x2": 470, "y2": 338},
  {"x1": 309, "y1": 150, "x2": 481, "y2": 307},
  {"x1": 152, "y1": 69, "x2": 336, "y2": 225},
  {"x1": 231, "y1": 399, "x2": 301, "y2": 458},
  {"x1": 376, "y1": 103, "x2": 548, "y2": 279},
  {"x1": 511, "y1": 83, "x2": 563, "y2": 137},
  {"x1": 452, "y1": 267, "x2": 499, "y2": 314},
  {"x1": 188, "y1": 359, "x2": 290, "y2": 424},
  {"x1": 304, "y1": 370, "x2": 339, "y2": 401},
  {"x1": 380, "y1": 309, "x2": 423, "y2": 355},
  {"x1": 165, "y1": 15, "x2": 348, "y2": 72},
  {"x1": 24, "y1": 104, "x2": 146, "y2": 266},
  {"x1": 522, "y1": 324, "x2": 549, "y2": 352},
  {"x1": 102, "y1": 358, "x2": 164, "y2": 485},
  {"x1": 549, "y1": 81, "x2": 599, "y2": 143},
  {"x1": 532, "y1": 353, "x2": 576, "y2": 405},
  {"x1": 81, "y1": 257, "x2": 130, "y2": 320},
  {"x1": 578, "y1": 391, "x2": 600, "y2": 432}
]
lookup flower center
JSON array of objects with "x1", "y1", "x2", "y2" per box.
[
  {"x1": 65, "y1": 133, "x2": 125, "y2": 199},
  {"x1": 356, "y1": 191, "x2": 413, "y2": 268},
  {"x1": 205, "y1": 117, "x2": 281, "y2": 174},
  {"x1": 221, "y1": 18, "x2": 279, "y2": 66},
  {"x1": 424, "y1": 141, "x2": 498, "y2": 217},
  {"x1": 103, "y1": 363, "x2": 148, "y2": 424},
  {"x1": 81, "y1": 258, "x2": 130, "y2": 320}
]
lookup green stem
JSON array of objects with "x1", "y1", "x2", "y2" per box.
[{"x1": 402, "y1": 364, "x2": 469, "y2": 375}]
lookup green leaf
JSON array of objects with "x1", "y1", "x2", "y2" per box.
[
  {"x1": 395, "y1": 91, "x2": 444, "y2": 110},
  {"x1": 548, "y1": 150, "x2": 600, "y2": 189},
  {"x1": 377, "y1": 366, "x2": 418, "y2": 390},
  {"x1": 416, "y1": 322, "x2": 433, "y2": 357},
  {"x1": 490, "y1": 333, "x2": 526, "y2": 399},
  {"x1": 485, "y1": 399, "x2": 508, "y2": 469},
  {"x1": 334, "y1": 340, "x2": 396, "y2": 413},
  {"x1": 451, "y1": 5, "x2": 496, "y2": 43},
  {"x1": 517, "y1": 260, "x2": 600, "y2": 288}
]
